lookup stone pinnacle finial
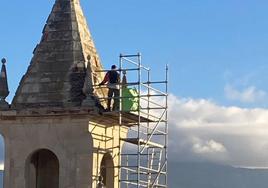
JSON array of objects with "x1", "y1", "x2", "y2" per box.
[
  {"x1": 1, "y1": 58, "x2": 6, "y2": 64},
  {"x1": 0, "y1": 58, "x2": 10, "y2": 109}
]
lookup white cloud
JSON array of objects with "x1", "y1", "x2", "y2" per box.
[
  {"x1": 192, "y1": 138, "x2": 226, "y2": 154},
  {"x1": 168, "y1": 94, "x2": 268, "y2": 167},
  {"x1": 0, "y1": 162, "x2": 4, "y2": 171},
  {"x1": 224, "y1": 84, "x2": 267, "y2": 103}
]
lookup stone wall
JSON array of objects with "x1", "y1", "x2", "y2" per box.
[{"x1": 0, "y1": 115, "x2": 93, "y2": 188}]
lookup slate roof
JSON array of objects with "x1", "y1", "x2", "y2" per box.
[{"x1": 12, "y1": 0, "x2": 107, "y2": 109}]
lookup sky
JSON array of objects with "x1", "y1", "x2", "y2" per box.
[{"x1": 1, "y1": 0, "x2": 268, "y2": 168}]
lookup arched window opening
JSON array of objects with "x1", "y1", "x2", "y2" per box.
[
  {"x1": 100, "y1": 153, "x2": 114, "y2": 188},
  {"x1": 26, "y1": 149, "x2": 59, "y2": 188}
]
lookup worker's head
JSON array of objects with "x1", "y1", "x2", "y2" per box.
[{"x1": 111, "y1": 65, "x2": 117, "y2": 70}]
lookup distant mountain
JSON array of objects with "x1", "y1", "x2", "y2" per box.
[
  {"x1": 168, "y1": 162, "x2": 268, "y2": 188},
  {"x1": 0, "y1": 171, "x2": 2, "y2": 188},
  {"x1": 0, "y1": 165, "x2": 267, "y2": 188}
]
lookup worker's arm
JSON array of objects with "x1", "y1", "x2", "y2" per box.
[{"x1": 99, "y1": 72, "x2": 109, "y2": 85}]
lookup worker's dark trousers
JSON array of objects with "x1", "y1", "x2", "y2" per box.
[{"x1": 107, "y1": 88, "x2": 120, "y2": 111}]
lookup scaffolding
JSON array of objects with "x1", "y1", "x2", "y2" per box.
[
  {"x1": 97, "y1": 53, "x2": 168, "y2": 187},
  {"x1": 117, "y1": 53, "x2": 168, "y2": 188}
]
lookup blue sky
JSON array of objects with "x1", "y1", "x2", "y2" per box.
[
  {"x1": 1, "y1": 0, "x2": 268, "y2": 107},
  {"x1": 1, "y1": 0, "x2": 268, "y2": 167}
]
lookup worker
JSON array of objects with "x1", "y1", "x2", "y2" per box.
[{"x1": 99, "y1": 65, "x2": 120, "y2": 111}]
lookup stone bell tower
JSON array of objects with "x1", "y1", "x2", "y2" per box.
[{"x1": 0, "y1": 0, "x2": 128, "y2": 187}]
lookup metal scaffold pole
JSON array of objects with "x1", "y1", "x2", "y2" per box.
[
  {"x1": 118, "y1": 54, "x2": 123, "y2": 188},
  {"x1": 138, "y1": 53, "x2": 142, "y2": 187}
]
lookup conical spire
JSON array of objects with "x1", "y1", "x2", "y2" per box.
[
  {"x1": 12, "y1": 0, "x2": 107, "y2": 108},
  {"x1": 0, "y1": 58, "x2": 10, "y2": 109}
]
